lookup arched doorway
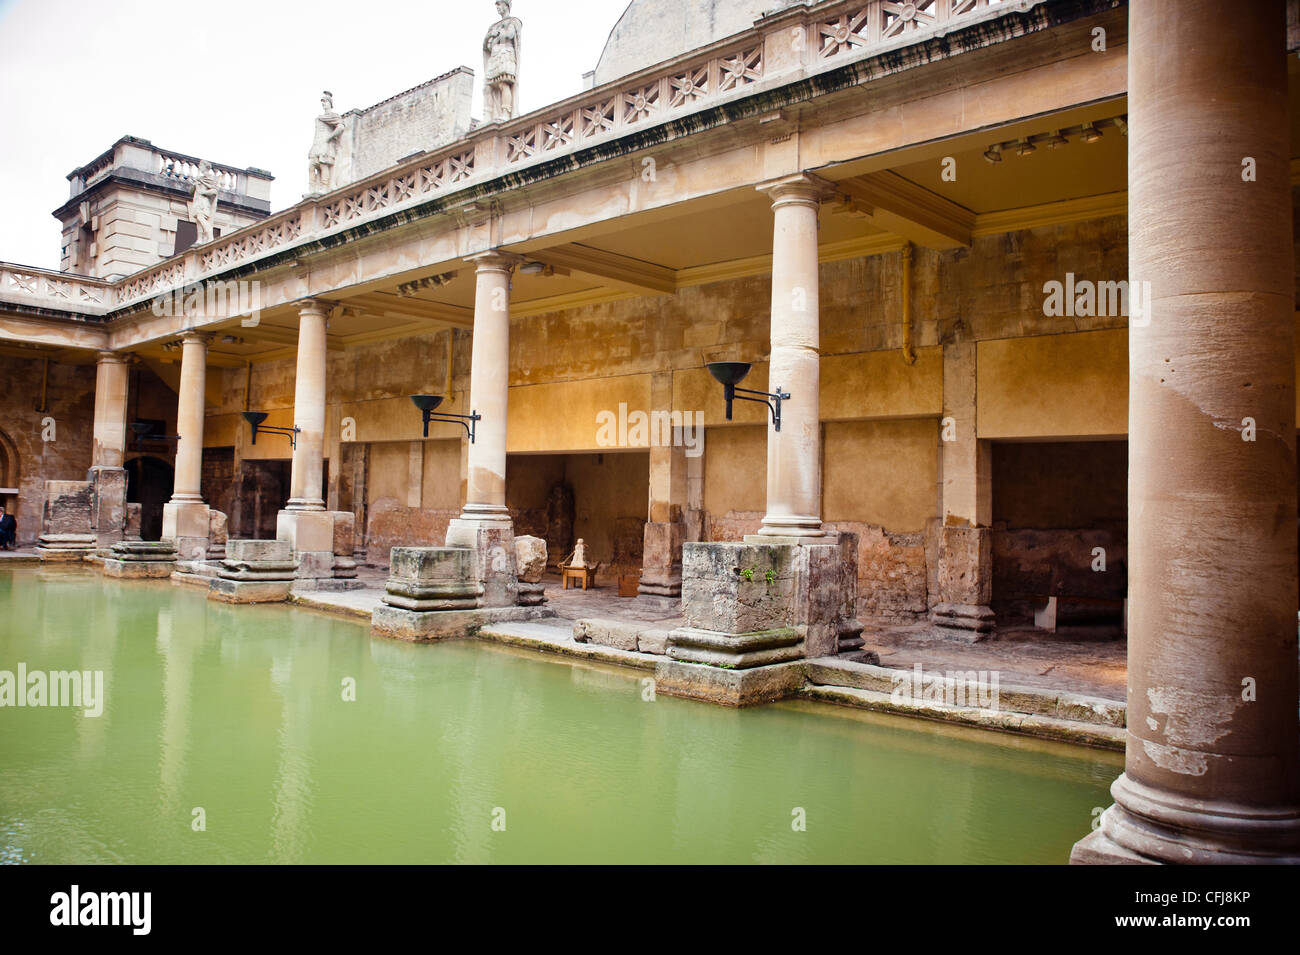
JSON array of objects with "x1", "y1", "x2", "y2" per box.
[
  {"x1": 125, "y1": 456, "x2": 174, "y2": 541},
  {"x1": 0, "y1": 427, "x2": 18, "y2": 520}
]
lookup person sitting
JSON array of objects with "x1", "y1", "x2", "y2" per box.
[{"x1": 0, "y1": 506, "x2": 16, "y2": 550}]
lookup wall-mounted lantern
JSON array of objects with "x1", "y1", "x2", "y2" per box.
[
  {"x1": 410, "y1": 395, "x2": 481, "y2": 443},
  {"x1": 241, "y1": 411, "x2": 300, "y2": 449},
  {"x1": 706, "y1": 362, "x2": 790, "y2": 432},
  {"x1": 129, "y1": 421, "x2": 181, "y2": 449}
]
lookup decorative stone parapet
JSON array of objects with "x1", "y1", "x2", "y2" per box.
[{"x1": 102, "y1": 540, "x2": 177, "y2": 579}]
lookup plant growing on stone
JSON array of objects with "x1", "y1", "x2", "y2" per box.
[{"x1": 740, "y1": 567, "x2": 755, "y2": 581}]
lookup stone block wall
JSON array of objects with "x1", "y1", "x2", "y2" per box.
[{"x1": 0, "y1": 354, "x2": 95, "y2": 546}]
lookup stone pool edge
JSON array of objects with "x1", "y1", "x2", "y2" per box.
[{"x1": 286, "y1": 590, "x2": 1126, "y2": 752}]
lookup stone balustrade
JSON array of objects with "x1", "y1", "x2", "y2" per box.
[{"x1": 0, "y1": 0, "x2": 1035, "y2": 319}]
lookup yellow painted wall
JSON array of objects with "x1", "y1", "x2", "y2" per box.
[
  {"x1": 977, "y1": 329, "x2": 1128, "y2": 439},
  {"x1": 421, "y1": 439, "x2": 461, "y2": 508},
  {"x1": 823, "y1": 419, "x2": 937, "y2": 532},
  {"x1": 704, "y1": 426, "x2": 766, "y2": 515},
  {"x1": 507, "y1": 374, "x2": 653, "y2": 453}
]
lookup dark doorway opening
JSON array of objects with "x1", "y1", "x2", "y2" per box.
[{"x1": 126, "y1": 456, "x2": 175, "y2": 541}]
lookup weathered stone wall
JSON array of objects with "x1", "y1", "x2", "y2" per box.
[
  {"x1": 0, "y1": 354, "x2": 95, "y2": 545},
  {"x1": 991, "y1": 440, "x2": 1129, "y2": 614},
  {"x1": 341, "y1": 69, "x2": 474, "y2": 186}
]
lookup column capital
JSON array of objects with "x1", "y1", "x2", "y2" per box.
[
  {"x1": 178, "y1": 331, "x2": 213, "y2": 347},
  {"x1": 296, "y1": 298, "x2": 333, "y2": 318},
  {"x1": 96, "y1": 350, "x2": 129, "y2": 365},
  {"x1": 466, "y1": 250, "x2": 526, "y2": 273},
  {"x1": 757, "y1": 172, "x2": 835, "y2": 207}
]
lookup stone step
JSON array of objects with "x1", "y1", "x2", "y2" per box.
[{"x1": 805, "y1": 658, "x2": 1125, "y2": 728}]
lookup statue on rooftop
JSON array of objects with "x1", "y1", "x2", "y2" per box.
[
  {"x1": 483, "y1": 0, "x2": 522, "y2": 123},
  {"x1": 308, "y1": 91, "x2": 346, "y2": 195},
  {"x1": 188, "y1": 160, "x2": 219, "y2": 245}
]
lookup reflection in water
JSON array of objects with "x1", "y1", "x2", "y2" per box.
[{"x1": 0, "y1": 567, "x2": 1121, "y2": 864}]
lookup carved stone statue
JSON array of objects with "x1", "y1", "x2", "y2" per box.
[
  {"x1": 188, "y1": 160, "x2": 219, "y2": 245},
  {"x1": 566, "y1": 539, "x2": 588, "y2": 569},
  {"x1": 308, "y1": 91, "x2": 346, "y2": 194},
  {"x1": 483, "y1": 0, "x2": 522, "y2": 123}
]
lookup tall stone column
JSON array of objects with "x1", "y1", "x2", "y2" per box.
[
  {"x1": 1073, "y1": 0, "x2": 1300, "y2": 864},
  {"x1": 931, "y1": 341, "x2": 995, "y2": 638},
  {"x1": 91, "y1": 351, "x2": 129, "y2": 469},
  {"x1": 446, "y1": 251, "x2": 523, "y2": 607},
  {"x1": 162, "y1": 333, "x2": 212, "y2": 559},
  {"x1": 276, "y1": 299, "x2": 335, "y2": 576},
  {"x1": 287, "y1": 300, "x2": 328, "y2": 511},
  {"x1": 754, "y1": 174, "x2": 830, "y2": 540},
  {"x1": 89, "y1": 350, "x2": 130, "y2": 548},
  {"x1": 640, "y1": 371, "x2": 691, "y2": 600}
]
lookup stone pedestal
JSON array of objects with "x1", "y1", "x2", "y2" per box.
[
  {"x1": 445, "y1": 520, "x2": 519, "y2": 609},
  {"x1": 930, "y1": 525, "x2": 995, "y2": 640},
  {"x1": 207, "y1": 510, "x2": 228, "y2": 560},
  {"x1": 638, "y1": 521, "x2": 683, "y2": 597},
  {"x1": 662, "y1": 537, "x2": 860, "y2": 705},
  {"x1": 331, "y1": 511, "x2": 357, "y2": 579},
  {"x1": 89, "y1": 466, "x2": 127, "y2": 549},
  {"x1": 371, "y1": 545, "x2": 548, "y2": 641},
  {"x1": 514, "y1": 535, "x2": 548, "y2": 606},
  {"x1": 38, "y1": 480, "x2": 96, "y2": 561},
  {"x1": 276, "y1": 508, "x2": 335, "y2": 580},
  {"x1": 162, "y1": 500, "x2": 211, "y2": 564},
  {"x1": 208, "y1": 539, "x2": 297, "y2": 603},
  {"x1": 102, "y1": 540, "x2": 177, "y2": 579}
]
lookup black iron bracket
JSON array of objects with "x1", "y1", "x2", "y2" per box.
[
  {"x1": 421, "y1": 408, "x2": 481, "y2": 443},
  {"x1": 725, "y1": 384, "x2": 790, "y2": 432}
]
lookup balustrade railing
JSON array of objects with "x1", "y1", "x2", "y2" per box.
[{"x1": 2, "y1": 0, "x2": 1033, "y2": 316}]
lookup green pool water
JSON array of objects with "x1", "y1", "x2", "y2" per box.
[{"x1": 0, "y1": 566, "x2": 1120, "y2": 864}]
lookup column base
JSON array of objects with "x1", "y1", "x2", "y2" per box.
[
  {"x1": 1074, "y1": 774, "x2": 1300, "y2": 865},
  {"x1": 162, "y1": 501, "x2": 211, "y2": 563},
  {"x1": 639, "y1": 521, "x2": 683, "y2": 598},
  {"x1": 102, "y1": 540, "x2": 177, "y2": 579},
  {"x1": 654, "y1": 657, "x2": 805, "y2": 707},
  {"x1": 37, "y1": 534, "x2": 97, "y2": 561},
  {"x1": 209, "y1": 539, "x2": 297, "y2": 603},
  {"x1": 276, "y1": 509, "x2": 336, "y2": 579},
  {"x1": 929, "y1": 602, "x2": 996, "y2": 641},
  {"x1": 445, "y1": 518, "x2": 518, "y2": 609},
  {"x1": 371, "y1": 604, "x2": 550, "y2": 643}
]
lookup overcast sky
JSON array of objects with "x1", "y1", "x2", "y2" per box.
[{"x1": 0, "y1": 0, "x2": 628, "y2": 269}]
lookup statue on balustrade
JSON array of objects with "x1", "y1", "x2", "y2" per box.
[
  {"x1": 308, "y1": 91, "x2": 346, "y2": 195},
  {"x1": 188, "y1": 160, "x2": 219, "y2": 245},
  {"x1": 483, "y1": 0, "x2": 522, "y2": 123}
]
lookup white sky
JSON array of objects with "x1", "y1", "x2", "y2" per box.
[{"x1": 0, "y1": 0, "x2": 629, "y2": 269}]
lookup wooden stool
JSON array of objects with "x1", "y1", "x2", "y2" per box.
[{"x1": 562, "y1": 565, "x2": 593, "y2": 590}]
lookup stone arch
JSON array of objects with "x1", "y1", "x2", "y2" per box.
[{"x1": 0, "y1": 426, "x2": 18, "y2": 494}]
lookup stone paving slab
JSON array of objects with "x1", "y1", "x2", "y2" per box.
[
  {"x1": 806, "y1": 657, "x2": 1125, "y2": 728},
  {"x1": 800, "y1": 683, "x2": 1125, "y2": 751},
  {"x1": 290, "y1": 587, "x2": 386, "y2": 619},
  {"x1": 861, "y1": 622, "x2": 1126, "y2": 703}
]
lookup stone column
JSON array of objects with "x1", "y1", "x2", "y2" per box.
[
  {"x1": 930, "y1": 341, "x2": 995, "y2": 638},
  {"x1": 639, "y1": 371, "x2": 691, "y2": 600},
  {"x1": 1073, "y1": 0, "x2": 1300, "y2": 864},
  {"x1": 161, "y1": 333, "x2": 212, "y2": 559},
  {"x1": 87, "y1": 351, "x2": 130, "y2": 549},
  {"x1": 753, "y1": 173, "x2": 830, "y2": 540},
  {"x1": 276, "y1": 299, "x2": 335, "y2": 576},
  {"x1": 446, "y1": 251, "x2": 523, "y2": 607},
  {"x1": 287, "y1": 300, "x2": 328, "y2": 511},
  {"x1": 91, "y1": 351, "x2": 129, "y2": 469}
]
